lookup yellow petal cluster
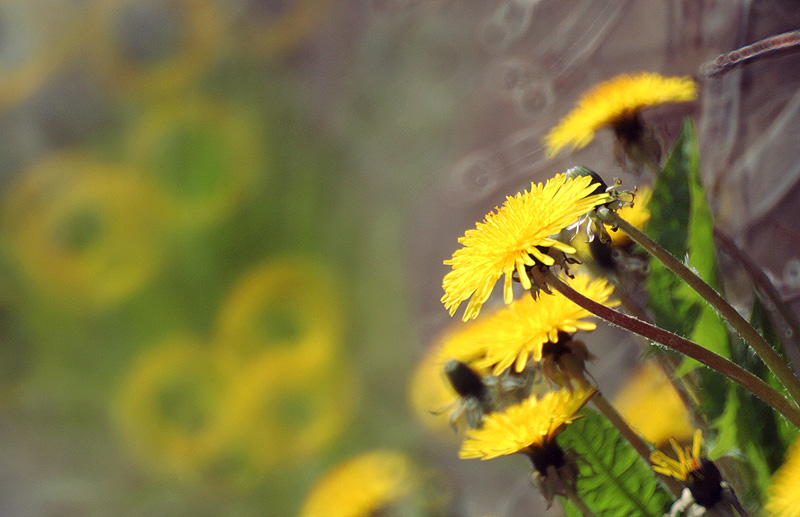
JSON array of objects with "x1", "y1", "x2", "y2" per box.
[
  {"x1": 544, "y1": 73, "x2": 697, "y2": 157},
  {"x1": 300, "y1": 450, "x2": 415, "y2": 517},
  {"x1": 764, "y1": 436, "x2": 800, "y2": 517},
  {"x1": 460, "y1": 387, "x2": 596, "y2": 460},
  {"x1": 439, "y1": 274, "x2": 618, "y2": 375},
  {"x1": 442, "y1": 174, "x2": 610, "y2": 321},
  {"x1": 650, "y1": 429, "x2": 703, "y2": 482}
]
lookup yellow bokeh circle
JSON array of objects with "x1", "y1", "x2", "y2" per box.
[
  {"x1": 215, "y1": 256, "x2": 344, "y2": 369},
  {"x1": 113, "y1": 338, "x2": 233, "y2": 480},
  {"x1": 1, "y1": 154, "x2": 168, "y2": 308},
  {"x1": 212, "y1": 348, "x2": 357, "y2": 472},
  {"x1": 90, "y1": 0, "x2": 222, "y2": 97},
  {"x1": 224, "y1": 0, "x2": 332, "y2": 59},
  {"x1": 125, "y1": 97, "x2": 262, "y2": 227}
]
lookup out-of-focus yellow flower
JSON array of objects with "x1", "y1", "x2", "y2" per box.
[
  {"x1": 651, "y1": 429, "x2": 704, "y2": 483},
  {"x1": 300, "y1": 450, "x2": 416, "y2": 517},
  {"x1": 213, "y1": 348, "x2": 357, "y2": 471},
  {"x1": 442, "y1": 173, "x2": 610, "y2": 321},
  {"x1": 124, "y1": 98, "x2": 261, "y2": 227},
  {"x1": 214, "y1": 256, "x2": 344, "y2": 369},
  {"x1": 460, "y1": 387, "x2": 595, "y2": 460},
  {"x1": 113, "y1": 337, "x2": 232, "y2": 480},
  {"x1": 607, "y1": 185, "x2": 652, "y2": 246},
  {"x1": 91, "y1": 0, "x2": 221, "y2": 97},
  {"x1": 613, "y1": 360, "x2": 693, "y2": 447},
  {"x1": 440, "y1": 274, "x2": 617, "y2": 375},
  {"x1": 408, "y1": 343, "x2": 460, "y2": 436},
  {"x1": 765, "y1": 435, "x2": 800, "y2": 517},
  {"x1": 544, "y1": 73, "x2": 697, "y2": 157},
  {"x1": 1, "y1": 154, "x2": 167, "y2": 308}
]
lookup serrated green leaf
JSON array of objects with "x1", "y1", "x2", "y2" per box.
[
  {"x1": 646, "y1": 118, "x2": 729, "y2": 361},
  {"x1": 644, "y1": 119, "x2": 730, "y2": 420},
  {"x1": 558, "y1": 409, "x2": 673, "y2": 516},
  {"x1": 713, "y1": 297, "x2": 799, "y2": 505}
]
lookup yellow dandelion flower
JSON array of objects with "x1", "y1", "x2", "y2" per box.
[
  {"x1": 441, "y1": 274, "x2": 617, "y2": 375},
  {"x1": 607, "y1": 185, "x2": 652, "y2": 247},
  {"x1": 613, "y1": 360, "x2": 693, "y2": 447},
  {"x1": 765, "y1": 436, "x2": 800, "y2": 517},
  {"x1": 442, "y1": 173, "x2": 610, "y2": 321},
  {"x1": 300, "y1": 450, "x2": 416, "y2": 517},
  {"x1": 460, "y1": 387, "x2": 596, "y2": 460},
  {"x1": 544, "y1": 73, "x2": 697, "y2": 157},
  {"x1": 408, "y1": 343, "x2": 461, "y2": 436},
  {"x1": 651, "y1": 429, "x2": 704, "y2": 482}
]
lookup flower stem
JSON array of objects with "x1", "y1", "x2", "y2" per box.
[
  {"x1": 590, "y1": 392, "x2": 683, "y2": 497},
  {"x1": 564, "y1": 483, "x2": 597, "y2": 517},
  {"x1": 544, "y1": 271, "x2": 800, "y2": 428},
  {"x1": 602, "y1": 210, "x2": 800, "y2": 406}
]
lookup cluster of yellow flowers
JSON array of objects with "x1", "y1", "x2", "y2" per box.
[{"x1": 425, "y1": 70, "x2": 800, "y2": 516}]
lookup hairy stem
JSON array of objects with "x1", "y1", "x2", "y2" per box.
[
  {"x1": 590, "y1": 392, "x2": 683, "y2": 497},
  {"x1": 544, "y1": 271, "x2": 800, "y2": 428},
  {"x1": 602, "y1": 210, "x2": 800, "y2": 406}
]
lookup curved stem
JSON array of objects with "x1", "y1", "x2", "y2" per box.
[
  {"x1": 591, "y1": 392, "x2": 683, "y2": 497},
  {"x1": 564, "y1": 482, "x2": 597, "y2": 517},
  {"x1": 603, "y1": 210, "x2": 800, "y2": 406},
  {"x1": 544, "y1": 271, "x2": 800, "y2": 428}
]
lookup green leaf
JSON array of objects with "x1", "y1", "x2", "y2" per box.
[
  {"x1": 644, "y1": 118, "x2": 730, "y2": 419},
  {"x1": 712, "y1": 297, "x2": 799, "y2": 504},
  {"x1": 558, "y1": 409, "x2": 672, "y2": 516},
  {"x1": 646, "y1": 118, "x2": 730, "y2": 360}
]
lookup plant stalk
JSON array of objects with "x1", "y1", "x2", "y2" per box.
[
  {"x1": 544, "y1": 271, "x2": 800, "y2": 428},
  {"x1": 590, "y1": 392, "x2": 683, "y2": 497},
  {"x1": 602, "y1": 210, "x2": 800, "y2": 406}
]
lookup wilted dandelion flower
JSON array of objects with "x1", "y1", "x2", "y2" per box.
[
  {"x1": 442, "y1": 173, "x2": 610, "y2": 321},
  {"x1": 606, "y1": 185, "x2": 652, "y2": 247},
  {"x1": 300, "y1": 450, "x2": 416, "y2": 517},
  {"x1": 460, "y1": 387, "x2": 595, "y2": 461},
  {"x1": 544, "y1": 72, "x2": 697, "y2": 157},
  {"x1": 764, "y1": 436, "x2": 800, "y2": 517}
]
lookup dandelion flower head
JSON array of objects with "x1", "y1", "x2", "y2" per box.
[
  {"x1": 300, "y1": 450, "x2": 415, "y2": 517},
  {"x1": 460, "y1": 387, "x2": 596, "y2": 460},
  {"x1": 442, "y1": 173, "x2": 610, "y2": 321},
  {"x1": 544, "y1": 72, "x2": 697, "y2": 157},
  {"x1": 764, "y1": 436, "x2": 800, "y2": 517},
  {"x1": 440, "y1": 273, "x2": 618, "y2": 375}
]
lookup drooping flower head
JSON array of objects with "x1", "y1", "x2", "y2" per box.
[
  {"x1": 300, "y1": 450, "x2": 416, "y2": 517},
  {"x1": 440, "y1": 273, "x2": 618, "y2": 375},
  {"x1": 442, "y1": 173, "x2": 610, "y2": 321},
  {"x1": 544, "y1": 72, "x2": 697, "y2": 157},
  {"x1": 460, "y1": 387, "x2": 596, "y2": 464},
  {"x1": 651, "y1": 430, "x2": 724, "y2": 509},
  {"x1": 764, "y1": 436, "x2": 800, "y2": 517}
]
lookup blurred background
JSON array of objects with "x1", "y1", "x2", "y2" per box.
[{"x1": 1, "y1": 0, "x2": 800, "y2": 515}]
